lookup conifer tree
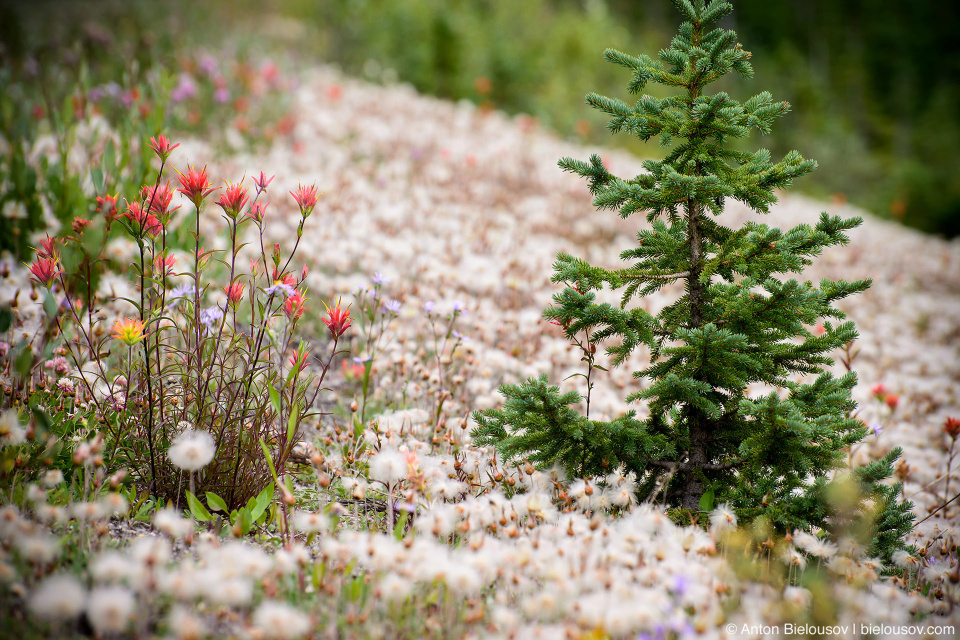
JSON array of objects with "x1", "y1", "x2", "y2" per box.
[{"x1": 473, "y1": 0, "x2": 913, "y2": 559}]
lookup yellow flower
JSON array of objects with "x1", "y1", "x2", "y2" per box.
[{"x1": 110, "y1": 317, "x2": 145, "y2": 346}]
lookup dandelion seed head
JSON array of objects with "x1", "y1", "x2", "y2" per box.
[
  {"x1": 167, "y1": 429, "x2": 216, "y2": 471},
  {"x1": 28, "y1": 574, "x2": 85, "y2": 621},
  {"x1": 252, "y1": 600, "x2": 312, "y2": 640},
  {"x1": 86, "y1": 585, "x2": 135, "y2": 634}
]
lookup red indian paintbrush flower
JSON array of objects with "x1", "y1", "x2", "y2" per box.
[
  {"x1": 147, "y1": 135, "x2": 180, "y2": 163},
  {"x1": 175, "y1": 165, "x2": 217, "y2": 209},
  {"x1": 155, "y1": 254, "x2": 177, "y2": 277},
  {"x1": 224, "y1": 282, "x2": 245, "y2": 308},
  {"x1": 216, "y1": 179, "x2": 250, "y2": 219},
  {"x1": 28, "y1": 256, "x2": 63, "y2": 288},
  {"x1": 141, "y1": 182, "x2": 179, "y2": 216},
  {"x1": 72, "y1": 218, "x2": 91, "y2": 234},
  {"x1": 34, "y1": 236, "x2": 58, "y2": 259},
  {"x1": 123, "y1": 201, "x2": 163, "y2": 236},
  {"x1": 253, "y1": 171, "x2": 275, "y2": 193},
  {"x1": 285, "y1": 289, "x2": 307, "y2": 321},
  {"x1": 96, "y1": 194, "x2": 119, "y2": 219},
  {"x1": 322, "y1": 297, "x2": 352, "y2": 340},
  {"x1": 290, "y1": 183, "x2": 319, "y2": 218},
  {"x1": 945, "y1": 417, "x2": 960, "y2": 440},
  {"x1": 111, "y1": 317, "x2": 145, "y2": 346},
  {"x1": 245, "y1": 201, "x2": 268, "y2": 224}
]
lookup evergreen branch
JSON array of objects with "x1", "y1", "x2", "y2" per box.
[{"x1": 647, "y1": 458, "x2": 740, "y2": 472}]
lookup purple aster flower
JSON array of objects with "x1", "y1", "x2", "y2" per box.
[
  {"x1": 870, "y1": 423, "x2": 882, "y2": 437},
  {"x1": 372, "y1": 271, "x2": 390, "y2": 285},
  {"x1": 423, "y1": 301, "x2": 435, "y2": 314},
  {"x1": 264, "y1": 282, "x2": 295, "y2": 298},
  {"x1": 382, "y1": 299, "x2": 401, "y2": 314},
  {"x1": 166, "y1": 284, "x2": 197, "y2": 308}
]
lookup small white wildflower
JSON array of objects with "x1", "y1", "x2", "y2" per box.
[
  {"x1": 369, "y1": 448, "x2": 407, "y2": 484},
  {"x1": 378, "y1": 573, "x2": 413, "y2": 603},
  {"x1": 90, "y1": 551, "x2": 141, "y2": 586},
  {"x1": 17, "y1": 533, "x2": 60, "y2": 565},
  {"x1": 26, "y1": 484, "x2": 47, "y2": 504},
  {"x1": 167, "y1": 605, "x2": 208, "y2": 640},
  {"x1": 292, "y1": 510, "x2": 329, "y2": 534},
  {"x1": 837, "y1": 536, "x2": 864, "y2": 558},
  {"x1": 252, "y1": 600, "x2": 311, "y2": 640},
  {"x1": 783, "y1": 586, "x2": 812, "y2": 609},
  {"x1": 28, "y1": 574, "x2": 86, "y2": 621},
  {"x1": 35, "y1": 504, "x2": 66, "y2": 524},
  {"x1": 793, "y1": 530, "x2": 818, "y2": 553},
  {"x1": 0, "y1": 409, "x2": 26, "y2": 446},
  {"x1": 892, "y1": 550, "x2": 916, "y2": 568},
  {"x1": 445, "y1": 564, "x2": 481, "y2": 595},
  {"x1": 99, "y1": 492, "x2": 128, "y2": 517},
  {"x1": 42, "y1": 469, "x2": 64, "y2": 487},
  {"x1": 205, "y1": 576, "x2": 253, "y2": 607},
  {"x1": 167, "y1": 429, "x2": 216, "y2": 471},
  {"x1": 153, "y1": 507, "x2": 194, "y2": 539},
  {"x1": 129, "y1": 535, "x2": 172, "y2": 567},
  {"x1": 70, "y1": 501, "x2": 106, "y2": 522},
  {"x1": 709, "y1": 503, "x2": 737, "y2": 534},
  {"x1": 275, "y1": 543, "x2": 311, "y2": 574},
  {"x1": 86, "y1": 585, "x2": 135, "y2": 634},
  {"x1": 781, "y1": 546, "x2": 807, "y2": 569},
  {"x1": 807, "y1": 537, "x2": 838, "y2": 560}
]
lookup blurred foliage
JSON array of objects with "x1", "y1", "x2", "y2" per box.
[{"x1": 1, "y1": 0, "x2": 957, "y2": 237}]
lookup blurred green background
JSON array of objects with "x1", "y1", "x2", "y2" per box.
[{"x1": 2, "y1": 0, "x2": 958, "y2": 238}]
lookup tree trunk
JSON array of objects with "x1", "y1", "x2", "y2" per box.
[{"x1": 682, "y1": 192, "x2": 709, "y2": 511}]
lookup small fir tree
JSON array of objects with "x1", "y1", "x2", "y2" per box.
[{"x1": 473, "y1": 0, "x2": 913, "y2": 560}]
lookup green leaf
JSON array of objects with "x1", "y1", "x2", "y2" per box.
[
  {"x1": 250, "y1": 483, "x2": 274, "y2": 523},
  {"x1": 91, "y1": 167, "x2": 104, "y2": 194},
  {"x1": 102, "y1": 140, "x2": 116, "y2": 176},
  {"x1": 236, "y1": 507, "x2": 251, "y2": 535},
  {"x1": 42, "y1": 289, "x2": 58, "y2": 318},
  {"x1": 393, "y1": 510, "x2": 409, "y2": 540},
  {"x1": 259, "y1": 438, "x2": 277, "y2": 481},
  {"x1": 13, "y1": 341, "x2": 33, "y2": 379},
  {"x1": 186, "y1": 491, "x2": 212, "y2": 522},
  {"x1": 205, "y1": 492, "x2": 228, "y2": 513},
  {"x1": 699, "y1": 487, "x2": 715, "y2": 513},
  {"x1": 0, "y1": 306, "x2": 13, "y2": 332},
  {"x1": 268, "y1": 385, "x2": 282, "y2": 416}
]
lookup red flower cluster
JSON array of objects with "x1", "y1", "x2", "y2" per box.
[
  {"x1": 140, "y1": 182, "x2": 178, "y2": 217},
  {"x1": 224, "y1": 282, "x2": 245, "y2": 308},
  {"x1": 945, "y1": 417, "x2": 960, "y2": 440},
  {"x1": 28, "y1": 236, "x2": 62, "y2": 288},
  {"x1": 123, "y1": 201, "x2": 162, "y2": 237},
  {"x1": 217, "y1": 179, "x2": 250, "y2": 219},
  {"x1": 285, "y1": 290, "x2": 307, "y2": 321},
  {"x1": 322, "y1": 298, "x2": 352, "y2": 340},
  {"x1": 176, "y1": 165, "x2": 217, "y2": 209},
  {"x1": 147, "y1": 135, "x2": 180, "y2": 163},
  {"x1": 290, "y1": 183, "x2": 320, "y2": 218}
]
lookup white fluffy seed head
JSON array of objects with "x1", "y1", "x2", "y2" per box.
[
  {"x1": 167, "y1": 429, "x2": 216, "y2": 471},
  {"x1": 28, "y1": 574, "x2": 86, "y2": 621},
  {"x1": 369, "y1": 448, "x2": 407, "y2": 484},
  {"x1": 252, "y1": 600, "x2": 312, "y2": 640},
  {"x1": 86, "y1": 586, "x2": 135, "y2": 634}
]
